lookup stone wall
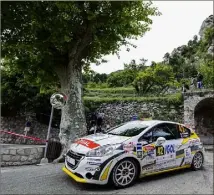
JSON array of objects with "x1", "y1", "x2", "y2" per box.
[
  {"x1": 183, "y1": 90, "x2": 214, "y2": 134},
  {"x1": 1, "y1": 101, "x2": 183, "y2": 142},
  {"x1": 1, "y1": 145, "x2": 45, "y2": 167},
  {"x1": 96, "y1": 101, "x2": 183, "y2": 128},
  {"x1": 1, "y1": 116, "x2": 60, "y2": 143}
]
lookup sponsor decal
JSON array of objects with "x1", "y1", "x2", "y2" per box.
[
  {"x1": 87, "y1": 158, "x2": 101, "y2": 162},
  {"x1": 176, "y1": 149, "x2": 184, "y2": 156},
  {"x1": 168, "y1": 159, "x2": 176, "y2": 167},
  {"x1": 75, "y1": 139, "x2": 100, "y2": 149},
  {"x1": 163, "y1": 153, "x2": 176, "y2": 160},
  {"x1": 147, "y1": 150, "x2": 155, "y2": 156},
  {"x1": 156, "y1": 161, "x2": 168, "y2": 169},
  {"x1": 156, "y1": 159, "x2": 176, "y2": 169},
  {"x1": 189, "y1": 139, "x2": 200, "y2": 146},
  {"x1": 165, "y1": 144, "x2": 175, "y2": 154},
  {"x1": 156, "y1": 146, "x2": 165, "y2": 156},
  {"x1": 143, "y1": 145, "x2": 155, "y2": 153},
  {"x1": 87, "y1": 162, "x2": 102, "y2": 166},
  {"x1": 142, "y1": 164, "x2": 155, "y2": 172},
  {"x1": 136, "y1": 143, "x2": 142, "y2": 151},
  {"x1": 184, "y1": 148, "x2": 191, "y2": 157},
  {"x1": 85, "y1": 167, "x2": 99, "y2": 171},
  {"x1": 123, "y1": 142, "x2": 134, "y2": 152},
  {"x1": 137, "y1": 151, "x2": 143, "y2": 158},
  {"x1": 156, "y1": 155, "x2": 165, "y2": 163},
  {"x1": 181, "y1": 132, "x2": 189, "y2": 138},
  {"x1": 142, "y1": 161, "x2": 156, "y2": 169},
  {"x1": 146, "y1": 157, "x2": 156, "y2": 165}
]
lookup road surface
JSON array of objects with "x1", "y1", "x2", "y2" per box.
[{"x1": 1, "y1": 152, "x2": 213, "y2": 194}]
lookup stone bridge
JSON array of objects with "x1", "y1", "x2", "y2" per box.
[{"x1": 183, "y1": 90, "x2": 214, "y2": 138}]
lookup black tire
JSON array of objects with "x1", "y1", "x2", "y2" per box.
[
  {"x1": 191, "y1": 152, "x2": 204, "y2": 171},
  {"x1": 110, "y1": 158, "x2": 138, "y2": 189}
]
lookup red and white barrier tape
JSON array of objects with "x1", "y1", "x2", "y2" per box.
[{"x1": 0, "y1": 130, "x2": 46, "y2": 143}]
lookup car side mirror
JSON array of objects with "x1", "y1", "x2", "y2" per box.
[{"x1": 156, "y1": 137, "x2": 166, "y2": 146}]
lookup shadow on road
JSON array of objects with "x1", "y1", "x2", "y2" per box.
[{"x1": 64, "y1": 167, "x2": 201, "y2": 192}]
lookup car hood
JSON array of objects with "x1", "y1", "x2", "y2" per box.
[{"x1": 69, "y1": 133, "x2": 131, "y2": 154}]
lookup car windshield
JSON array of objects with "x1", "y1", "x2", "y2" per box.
[{"x1": 106, "y1": 121, "x2": 149, "y2": 137}]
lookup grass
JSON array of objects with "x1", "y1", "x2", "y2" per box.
[
  {"x1": 85, "y1": 87, "x2": 135, "y2": 94},
  {"x1": 84, "y1": 93, "x2": 183, "y2": 104}
]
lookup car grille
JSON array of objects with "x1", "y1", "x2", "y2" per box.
[{"x1": 66, "y1": 150, "x2": 85, "y2": 170}]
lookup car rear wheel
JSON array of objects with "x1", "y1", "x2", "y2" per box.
[
  {"x1": 110, "y1": 159, "x2": 138, "y2": 188},
  {"x1": 191, "y1": 152, "x2": 203, "y2": 170}
]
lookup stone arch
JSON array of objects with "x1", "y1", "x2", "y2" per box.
[{"x1": 194, "y1": 97, "x2": 214, "y2": 136}]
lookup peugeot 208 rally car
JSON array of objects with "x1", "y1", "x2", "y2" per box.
[{"x1": 62, "y1": 120, "x2": 205, "y2": 188}]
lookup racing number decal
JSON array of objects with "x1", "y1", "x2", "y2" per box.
[{"x1": 156, "y1": 146, "x2": 165, "y2": 156}]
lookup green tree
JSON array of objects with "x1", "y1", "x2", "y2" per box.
[
  {"x1": 133, "y1": 63, "x2": 176, "y2": 95},
  {"x1": 164, "y1": 35, "x2": 200, "y2": 81},
  {"x1": 124, "y1": 58, "x2": 147, "y2": 71},
  {"x1": 107, "y1": 70, "x2": 135, "y2": 87},
  {"x1": 106, "y1": 58, "x2": 148, "y2": 88},
  {"x1": 197, "y1": 27, "x2": 214, "y2": 89},
  {"x1": 2, "y1": 1, "x2": 160, "y2": 161}
]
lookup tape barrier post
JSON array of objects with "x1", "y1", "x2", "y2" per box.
[{"x1": 40, "y1": 106, "x2": 54, "y2": 164}]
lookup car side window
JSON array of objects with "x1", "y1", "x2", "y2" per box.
[
  {"x1": 177, "y1": 125, "x2": 191, "y2": 138},
  {"x1": 139, "y1": 123, "x2": 177, "y2": 143},
  {"x1": 139, "y1": 130, "x2": 153, "y2": 144},
  {"x1": 152, "y1": 124, "x2": 176, "y2": 141},
  {"x1": 165, "y1": 123, "x2": 181, "y2": 139}
]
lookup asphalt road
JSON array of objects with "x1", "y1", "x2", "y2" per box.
[{"x1": 1, "y1": 152, "x2": 213, "y2": 194}]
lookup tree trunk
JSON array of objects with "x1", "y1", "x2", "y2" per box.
[{"x1": 53, "y1": 62, "x2": 87, "y2": 163}]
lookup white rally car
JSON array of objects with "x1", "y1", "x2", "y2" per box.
[{"x1": 63, "y1": 120, "x2": 205, "y2": 188}]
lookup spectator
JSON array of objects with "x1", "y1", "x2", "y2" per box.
[
  {"x1": 182, "y1": 82, "x2": 189, "y2": 92},
  {"x1": 88, "y1": 112, "x2": 97, "y2": 134},
  {"x1": 23, "y1": 117, "x2": 32, "y2": 143},
  {"x1": 182, "y1": 83, "x2": 186, "y2": 92},
  {"x1": 190, "y1": 77, "x2": 197, "y2": 90},
  {"x1": 96, "y1": 113, "x2": 104, "y2": 133},
  {"x1": 197, "y1": 72, "x2": 203, "y2": 89}
]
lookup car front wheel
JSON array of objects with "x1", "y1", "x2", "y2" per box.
[
  {"x1": 110, "y1": 159, "x2": 138, "y2": 188},
  {"x1": 191, "y1": 152, "x2": 203, "y2": 170}
]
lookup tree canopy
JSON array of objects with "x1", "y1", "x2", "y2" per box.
[
  {"x1": 133, "y1": 63, "x2": 176, "y2": 95},
  {"x1": 1, "y1": 1, "x2": 160, "y2": 161},
  {"x1": 2, "y1": 1, "x2": 160, "y2": 79}
]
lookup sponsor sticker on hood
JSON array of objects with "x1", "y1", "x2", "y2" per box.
[{"x1": 75, "y1": 138, "x2": 100, "y2": 149}]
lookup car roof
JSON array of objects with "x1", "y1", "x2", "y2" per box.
[{"x1": 127, "y1": 120, "x2": 179, "y2": 126}]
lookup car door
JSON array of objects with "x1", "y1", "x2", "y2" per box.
[
  {"x1": 174, "y1": 124, "x2": 193, "y2": 166},
  {"x1": 138, "y1": 123, "x2": 179, "y2": 174},
  {"x1": 138, "y1": 130, "x2": 157, "y2": 174},
  {"x1": 151, "y1": 123, "x2": 179, "y2": 171}
]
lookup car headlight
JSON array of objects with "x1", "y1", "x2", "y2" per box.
[{"x1": 86, "y1": 144, "x2": 121, "y2": 157}]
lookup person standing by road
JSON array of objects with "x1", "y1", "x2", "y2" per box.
[
  {"x1": 96, "y1": 113, "x2": 104, "y2": 133},
  {"x1": 197, "y1": 72, "x2": 203, "y2": 89},
  {"x1": 88, "y1": 112, "x2": 97, "y2": 134},
  {"x1": 23, "y1": 117, "x2": 32, "y2": 143}
]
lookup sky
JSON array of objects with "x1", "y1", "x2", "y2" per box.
[{"x1": 90, "y1": 1, "x2": 213, "y2": 74}]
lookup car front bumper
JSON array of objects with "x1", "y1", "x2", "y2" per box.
[
  {"x1": 62, "y1": 164, "x2": 109, "y2": 185},
  {"x1": 62, "y1": 166, "x2": 87, "y2": 183}
]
